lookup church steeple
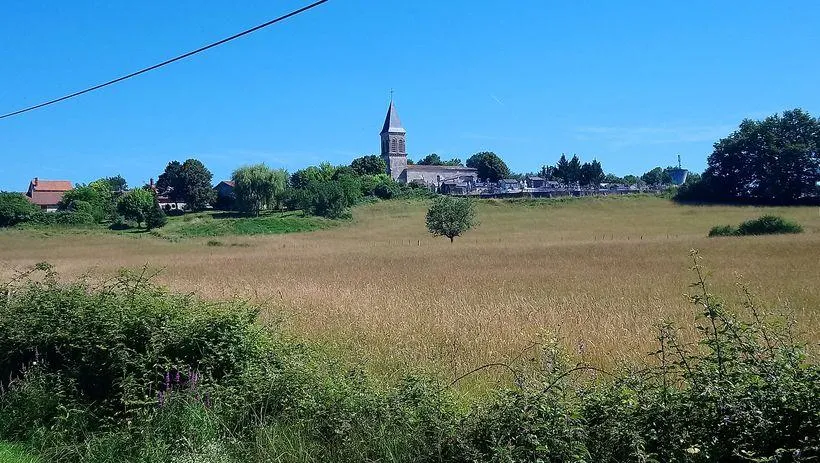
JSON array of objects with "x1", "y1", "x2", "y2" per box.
[
  {"x1": 381, "y1": 100, "x2": 406, "y2": 136},
  {"x1": 380, "y1": 99, "x2": 408, "y2": 181}
]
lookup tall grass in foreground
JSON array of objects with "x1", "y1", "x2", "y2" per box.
[
  {"x1": 1, "y1": 198, "x2": 818, "y2": 386},
  {"x1": 0, "y1": 255, "x2": 818, "y2": 462}
]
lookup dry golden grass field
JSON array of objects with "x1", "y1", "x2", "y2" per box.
[{"x1": 1, "y1": 196, "x2": 818, "y2": 389}]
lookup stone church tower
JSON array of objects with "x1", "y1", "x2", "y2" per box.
[{"x1": 380, "y1": 100, "x2": 408, "y2": 182}]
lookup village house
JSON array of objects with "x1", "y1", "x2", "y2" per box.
[
  {"x1": 525, "y1": 176, "x2": 545, "y2": 189},
  {"x1": 438, "y1": 175, "x2": 476, "y2": 195},
  {"x1": 148, "y1": 178, "x2": 186, "y2": 211},
  {"x1": 498, "y1": 179, "x2": 521, "y2": 191},
  {"x1": 25, "y1": 178, "x2": 73, "y2": 212},
  {"x1": 213, "y1": 180, "x2": 236, "y2": 209}
]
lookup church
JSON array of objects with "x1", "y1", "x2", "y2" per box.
[{"x1": 380, "y1": 101, "x2": 478, "y2": 190}]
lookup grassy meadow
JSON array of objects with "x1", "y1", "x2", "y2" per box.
[{"x1": 1, "y1": 195, "x2": 818, "y2": 389}]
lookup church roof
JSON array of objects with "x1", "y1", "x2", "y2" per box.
[
  {"x1": 406, "y1": 165, "x2": 477, "y2": 171},
  {"x1": 380, "y1": 101, "x2": 406, "y2": 135}
]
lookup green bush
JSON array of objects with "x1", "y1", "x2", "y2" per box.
[
  {"x1": 708, "y1": 224, "x2": 737, "y2": 236},
  {"x1": 709, "y1": 215, "x2": 803, "y2": 237},
  {"x1": 29, "y1": 211, "x2": 95, "y2": 226},
  {"x1": 0, "y1": 192, "x2": 40, "y2": 227},
  {"x1": 737, "y1": 214, "x2": 803, "y2": 235},
  {"x1": 298, "y1": 181, "x2": 348, "y2": 218}
]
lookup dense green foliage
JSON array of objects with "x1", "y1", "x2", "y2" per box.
[
  {"x1": 117, "y1": 189, "x2": 156, "y2": 228},
  {"x1": 417, "y1": 153, "x2": 462, "y2": 166},
  {"x1": 231, "y1": 164, "x2": 288, "y2": 215},
  {"x1": 466, "y1": 152, "x2": 510, "y2": 182},
  {"x1": 57, "y1": 180, "x2": 116, "y2": 223},
  {"x1": 677, "y1": 109, "x2": 820, "y2": 204},
  {"x1": 0, "y1": 256, "x2": 817, "y2": 462},
  {"x1": 548, "y1": 155, "x2": 607, "y2": 186},
  {"x1": 579, "y1": 159, "x2": 605, "y2": 186},
  {"x1": 426, "y1": 196, "x2": 477, "y2": 242},
  {"x1": 298, "y1": 180, "x2": 349, "y2": 219},
  {"x1": 144, "y1": 195, "x2": 168, "y2": 230},
  {"x1": 156, "y1": 159, "x2": 216, "y2": 211},
  {"x1": 102, "y1": 175, "x2": 128, "y2": 193},
  {"x1": 350, "y1": 155, "x2": 387, "y2": 176},
  {"x1": 709, "y1": 215, "x2": 804, "y2": 237},
  {"x1": 0, "y1": 193, "x2": 40, "y2": 227},
  {"x1": 641, "y1": 166, "x2": 674, "y2": 186}
]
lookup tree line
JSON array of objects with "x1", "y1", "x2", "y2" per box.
[
  {"x1": 4, "y1": 107, "x2": 815, "y2": 229},
  {"x1": 676, "y1": 108, "x2": 819, "y2": 205}
]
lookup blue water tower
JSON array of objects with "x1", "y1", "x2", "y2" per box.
[{"x1": 668, "y1": 155, "x2": 689, "y2": 185}]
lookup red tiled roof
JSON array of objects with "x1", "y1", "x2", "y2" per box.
[
  {"x1": 222, "y1": 181, "x2": 235, "y2": 187},
  {"x1": 30, "y1": 180, "x2": 73, "y2": 192},
  {"x1": 25, "y1": 179, "x2": 73, "y2": 207},
  {"x1": 28, "y1": 191, "x2": 66, "y2": 207}
]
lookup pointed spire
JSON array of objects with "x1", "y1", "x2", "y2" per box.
[{"x1": 381, "y1": 100, "x2": 406, "y2": 135}]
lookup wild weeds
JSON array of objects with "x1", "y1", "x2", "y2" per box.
[{"x1": 0, "y1": 257, "x2": 818, "y2": 462}]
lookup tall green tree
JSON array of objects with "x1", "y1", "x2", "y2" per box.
[
  {"x1": 232, "y1": 164, "x2": 288, "y2": 216},
  {"x1": 539, "y1": 165, "x2": 557, "y2": 180},
  {"x1": 466, "y1": 152, "x2": 510, "y2": 182},
  {"x1": 103, "y1": 175, "x2": 128, "y2": 193},
  {"x1": 156, "y1": 159, "x2": 215, "y2": 210},
  {"x1": 417, "y1": 153, "x2": 443, "y2": 166},
  {"x1": 567, "y1": 155, "x2": 582, "y2": 184},
  {"x1": 144, "y1": 195, "x2": 167, "y2": 230},
  {"x1": 350, "y1": 155, "x2": 387, "y2": 176},
  {"x1": 156, "y1": 161, "x2": 184, "y2": 201},
  {"x1": 580, "y1": 160, "x2": 605, "y2": 186},
  {"x1": 425, "y1": 196, "x2": 477, "y2": 243},
  {"x1": 180, "y1": 159, "x2": 215, "y2": 211},
  {"x1": 117, "y1": 189, "x2": 155, "y2": 228},
  {"x1": 290, "y1": 163, "x2": 337, "y2": 189},
  {"x1": 688, "y1": 109, "x2": 820, "y2": 203},
  {"x1": 641, "y1": 167, "x2": 672, "y2": 185},
  {"x1": 554, "y1": 154, "x2": 570, "y2": 183},
  {"x1": 417, "y1": 153, "x2": 461, "y2": 166},
  {"x1": 623, "y1": 175, "x2": 639, "y2": 185}
]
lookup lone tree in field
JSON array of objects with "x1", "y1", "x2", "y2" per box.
[{"x1": 426, "y1": 196, "x2": 477, "y2": 243}]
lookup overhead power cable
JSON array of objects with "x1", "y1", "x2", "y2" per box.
[{"x1": 0, "y1": 0, "x2": 330, "y2": 120}]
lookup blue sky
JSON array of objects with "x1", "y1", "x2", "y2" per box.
[{"x1": 1, "y1": 0, "x2": 818, "y2": 190}]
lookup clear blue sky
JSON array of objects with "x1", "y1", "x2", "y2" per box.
[{"x1": 2, "y1": 0, "x2": 818, "y2": 190}]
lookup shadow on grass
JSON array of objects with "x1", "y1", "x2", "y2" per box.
[{"x1": 208, "y1": 210, "x2": 307, "y2": 220}]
